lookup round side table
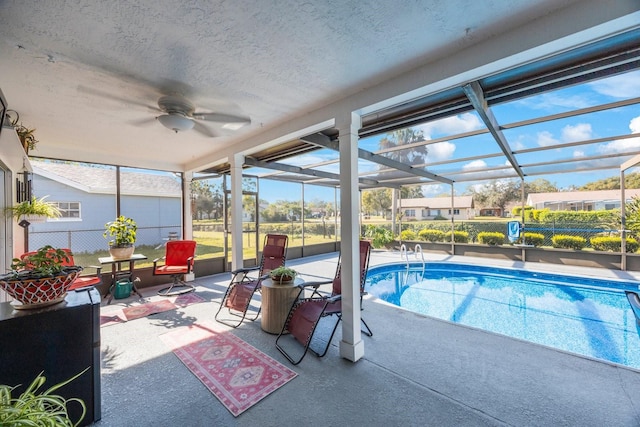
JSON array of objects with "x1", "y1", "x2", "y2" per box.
[{"x1": 260, "y1": 277, "x2": 304, "y2": 334}]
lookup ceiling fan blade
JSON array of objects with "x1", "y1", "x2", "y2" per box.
[
  {"x1": 128, "y1": 117, "x2": 157, "y2": 127},
  {"x1": 192, "y1": 112, "x2": 251, "y2": 125},
  {"x1": 77, "y1": 85, "x2": 160, "y2": 111},
  {"x1": 193, "y1": 121, "x2": 219, "y2": 138}
]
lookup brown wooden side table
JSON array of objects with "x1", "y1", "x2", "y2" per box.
[{"x1": 260, "y1": 277, "x2": 304, "y2": 334}]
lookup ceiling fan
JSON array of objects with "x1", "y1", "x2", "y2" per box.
[
  {"x1": 77, "y1": 85, "x2": 250, "y2": 137},
  {"x1": 153, "y1": 93, "x2": 251, "y2": 135}
]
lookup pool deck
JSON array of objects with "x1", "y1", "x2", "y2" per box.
[{"x1": 97, "y1": 249, "x2": 640, "y2": 426}]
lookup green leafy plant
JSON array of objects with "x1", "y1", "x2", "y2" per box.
[
  {"x1": 104, "y1": 216, "x2": 137, "y2": 247},
  {"x1": 399, "y1": 229, "x2": 417, "y2": 240},
  {"x1": 0, "y1": 369, "x2": 87, "y2": 427},
  {"x1": 269, "y1": 266, "x2": 297, "y2": 283},
  {"x1": 450, "y1": 230, "x2": 470, "y2": 243},
  {"x1": 477, "y1": 231, "x2": 505, "y2": 245},
  {"x1": 418, "y1": 229, "x2": 446, "y2": 242},
  {"x1": 521, "y1": 232, "x2": 545, "y2": 247},
  {"x1": 551, "y1": 235, "x2": 586, "y2": 250},
  {"x1": 363, "y1": 225, "x2": 394, "y2": 248},
  {"x1": 6, "y1": 196, "x2": 61, "y2": 219},
  {"x1": 7, "y1": 245, "x2": 79, "y2": 280},
  {"x1": 590, "y1": 236, "x2": 639, "y2": 253}
]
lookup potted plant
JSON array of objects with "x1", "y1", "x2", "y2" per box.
[
  {"x1": 269, "y1": 266, "x2": 297, "y2": 285},
  {"x1": 103, "y1": 215, "x2": 137, "y2": 260},
  {"x1": 7, "y1": 110, "x2": 38, "y2": 154},
  {"x1": 6, "y1": 195, "x2": 61, "y2": 223},
  {"x1": 0, "y1": 245, "x2": 82, "y2": 309},
  {"x1": 0, "y1": 370, "x2": 87, "y2": 426}
]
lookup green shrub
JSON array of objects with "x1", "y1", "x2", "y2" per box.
[
  {"x1": 590, "y1": 236, "x2": 639, "y2": 253},
  {"x1": 522, "y1": 232, "x2": 544, "y2": 247},
  {"x1": 477, "y1": 232, "x2": 505, "y2": 245},
  {"x1": 363, "y1": 225, "x2": 394, "y2": 248},
  {"x1": 400, "y1": 229, "x2": 417, "y2": 241},
  {"x1": 451, "y1": 230, "x2": 469, "y2": 243},
  {"x1": 511, "y1": 206, "x2": 533, "y2": 216},
  {"x1": 418, "y1": 229, "x2": 446, "y2": 242},
  {"x1": 551, "y1": 235, "x2": 586, "y2": 250}
]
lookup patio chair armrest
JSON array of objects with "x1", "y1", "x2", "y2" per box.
[
  {"x1": 152, "y1": 257, "x2": 165, "y2": 267},
  {"x1": 86, "y1": 265, "x2": 102, "y2": 275},
  {"x1": 231, "y1": 266, "x2": 259, "y2": 275},
  {"x1": 299, "y1": 279, "x2": 332, "y2": 289},
  {"x1": 326, "y1": 294, "x2": 342, "y2": 303}
]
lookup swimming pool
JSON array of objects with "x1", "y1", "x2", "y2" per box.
[{"x1": 365, "y1": 262, "x2": 640, "y2": 369}]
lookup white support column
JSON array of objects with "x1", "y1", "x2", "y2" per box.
[
  {"x1": 230, "y1": 153, "x2": 245, "y2": 271},
  {"x1": 183, "y1": 172, "x2": 194, "y2": 240},
  {"x1": 338, "y1": 111, "x2": 365, "y2": 362},
  {"x1": 183, "y1": 171, "x2": 195, "y2": 281}
]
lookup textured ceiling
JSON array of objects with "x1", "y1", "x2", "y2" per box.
[{"x1": 0, "y1": 0, "x2": 620, "y2": 173}]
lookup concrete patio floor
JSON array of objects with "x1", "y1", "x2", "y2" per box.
[{"x1": 96, "y1": 249, "x2": 640, "y2": 426}]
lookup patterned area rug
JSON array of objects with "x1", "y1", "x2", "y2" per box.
[
  {"x1": 100, "y1": 293, "x2": 206, "y2": 326},
  {"x1": 123, "y1": 299, "x2": 177, "y2": 321},
  {"x1": 160, "y1": 321, "x2": 297, "y2": 417}
]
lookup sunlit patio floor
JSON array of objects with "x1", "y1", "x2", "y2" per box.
[{"x1": 96, "y1": 249, "x2": 640, "y2": 426}]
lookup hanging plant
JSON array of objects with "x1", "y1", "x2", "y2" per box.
[
  {"x1": 5, "y1": 195, "x2": 61, "y2": 221},
  {"x1": 6, "y1": 109, "x2": 38, "y2": 153}
]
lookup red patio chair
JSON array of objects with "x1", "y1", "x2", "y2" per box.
[
  {"x1": 153, "y1": 240, "x2": 197, "y2": 296},
  {"x1": 276, "y1": 240, "x2": 372, "y2": 365},
  {"x1": 20, "y1": 248, "x2": 102, "y2": 291},
  {"x1": 215, "y1": 234, "x2": 288, "y2": 328}
]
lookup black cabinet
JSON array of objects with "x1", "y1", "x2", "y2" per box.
[{"x1": 0, "y1": 288, "x2": 101, "y2": 425}]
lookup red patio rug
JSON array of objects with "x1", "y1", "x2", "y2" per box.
[
  {"x1": 123, "y1": 299, "x2": 177, "y2": 321},
  {"x1": 160, "y1": 321, "x2": 297, "y2": 417},
  {"x1": 101, "y1": 293, "x2": 206, "y2": 326}
]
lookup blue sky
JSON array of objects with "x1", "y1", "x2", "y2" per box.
[{"x1": 257, "y1": 69, "x2": 640, "y2": 203}]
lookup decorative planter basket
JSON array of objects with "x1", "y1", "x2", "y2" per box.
[
  {"x1": 270, "y1": 275, "x2": 295, "y2": 285},
  {"x1": 0, "y1": 270, "x2": 81, "y2": 309}
]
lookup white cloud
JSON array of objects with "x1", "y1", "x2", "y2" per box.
[
  {"x1": 573, "y1": 150, "x2": 585, "y2": 157},
  {"x1": 589, "y1": 70, "x2": 640, "y2": 98},
  {"x1": 536, "y1": 131, "x2": 558, "y2": 147},
  {"x1": 418, "y1": 112, "x2": 483, "y2": 137},
  {"x1": 523, "y1": 93, "x2": 592, "y2": 110},
  {"x1": 426, "y1": 141, "x2": 455, "y2": 161},
  {"x1": 462, "y1": 159, "x2": 487, "y2": 170},
  {"x1": 597, "y1": 115, "x2": 640, "y2": 154},
  {"x1": 422, "y1": 184, "x2": 444, "y2": 196},
  {"x1": 561, "y1": 123, "x2": 592, "y2": 142}
]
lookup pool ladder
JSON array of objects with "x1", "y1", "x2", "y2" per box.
[{"x1": 400, "y1": 243, "x2": 426, "y2": 272}]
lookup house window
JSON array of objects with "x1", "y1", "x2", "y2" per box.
[
  {"x1": 429, "y1": 209, "x2": 440, "y2": 216},
  {"x1": 52, "y1": 201, "x2": 81, "y2": 220},
  {"x1": 448, "y1": 209, "x2": 460, "y2": 215},
  {"x1": 405, "y1": 209, "x2": 415, "y2": 217}
]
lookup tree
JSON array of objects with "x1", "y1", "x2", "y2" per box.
[
  {"x1": 378, "y1": 128, "x2": 428, "y2": 166},
  {"x1": 362, "y1": 189, "x2": 392, "y2": 216},
  {"x1": 524, "y1": 178, "x2": 558, "y2": 194},
  {"x1": 401, "y1": 185, "x2": 424, "y2": 199},
  {"x1": 465, "y1": 179, "x2": 520, "y2": 213},
  {"x1": 580, "y1": 172, "x2": 640, "y2": 190}
]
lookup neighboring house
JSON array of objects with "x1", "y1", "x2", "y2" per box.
[
  {"x1": 526, "y1": 189, "x2": 640, "y2": 211},
  {"x1": 398, "y1": 196, "x2": 475, "y2": 220},
  {"x1": 29, "y1": 160, "x2": 182, "y2": 252}
]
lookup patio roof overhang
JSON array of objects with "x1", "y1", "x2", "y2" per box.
[{"x1": 198, "y1": 27, "x2": 640, "y2": 192}]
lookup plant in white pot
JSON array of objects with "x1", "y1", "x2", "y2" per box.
[
  {"x1": 103, "y1": 215, "x2": 137, "y2": 260},
  {"x1": 0, "y1": 245, "x2": 82, "y2": 309},
  {"x1": 6, "y1": 195, "x2": 61, "y2": 223}
]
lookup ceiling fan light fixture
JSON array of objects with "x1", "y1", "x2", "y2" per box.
[{"x1": 157, "y1": 113, "x2": 194, "y2": 133}]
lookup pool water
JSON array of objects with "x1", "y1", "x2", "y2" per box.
[{"x1": 365, "y1": 262, "x2": 640, "y2": 369}]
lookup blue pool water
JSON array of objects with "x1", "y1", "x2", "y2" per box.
[{"x1": 365, "y1": 262, "x2": 640, "y2": 369}]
